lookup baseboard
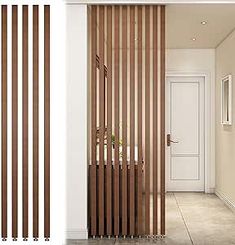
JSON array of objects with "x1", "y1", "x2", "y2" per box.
[
  {"x1": 215, "y1": 190, "x2": 235, "y2": 213},
  {"x1": 66, "y1": 229, "x2": 88, "y2": 239},
  {"x1": 206, "y1": 187, "x2": 215, "y2": 194}
]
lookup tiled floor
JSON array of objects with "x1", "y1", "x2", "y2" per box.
[{"x1": 66, "y1": 193, "x2": 235, "y2": 245}]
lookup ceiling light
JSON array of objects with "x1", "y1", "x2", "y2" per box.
[
  {"x1": 191, "y1": 37, "x2": 196, "y2": 41},
  {"x1": 201, "y1": 21, "x2": 207, "y2": 25}
]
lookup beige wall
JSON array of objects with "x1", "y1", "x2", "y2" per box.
[{"x1": 215, "y1": 30, "x2": 235, "y2": 203}]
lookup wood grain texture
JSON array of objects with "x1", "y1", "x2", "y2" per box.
[
  {"x1": 90, "y1": 6, "x2": 97, "y2": 236},
  {"x1": 33, "y1": 5, "x2": 39, "y2": 238},
  {"x1": 12, "y1": 5, "x2": 18, "y2": 239},
  {"x1": 121, "y1": 5, "x2": 127, "y2": 236},
  {"x1": 22, "y1": 5, "x2": 29, "y2": 239},
  {"x1": 106, "y1": 6, "x2": 112, "y2": 236},
  {"x1": 153, "y1": 6, "x2": 158, "y2": 236},
  {"x1": 114, "y1": 6, "x2": 120, "y2": 236},
  {"x1": 137, "y1": 5, "x2": 143, "y2": 236},
  {"x1": 129, "y1": 5, "x2": 135, "y2": 236},
  {"x1": 98, "y1": 6, "x2": 105, "y2": 236},
  {"x1": 144, "y1": 6, "x2": 150, "y2": 235},
  {"x1": 44, "y1": 5, "x2": 50, "y2": 239},
  {"x1": 1, "y1": 5, "x2": 7, "y2": 239},
  {"x1": 160, "y1": 5, "x2": 166, "y2": 236}
]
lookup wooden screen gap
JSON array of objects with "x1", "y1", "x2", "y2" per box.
[
  {"x1": 129, "y1": 5, "x2": 135, "y2": 237},
  {"x1": 44, "y1": 5, "x2": 50, "y2": 240},
  {"x1": 106, "y1": 5, "x2": 112, "y2": 237},
  {"x1": 12, "y1": 5, "x2": 18, "y2": 240},
  {"x1": 121, "y1": 5, "x2": 128, "y2": 237},
  {"x1": 114, "y1": 6, "x2": 120, "y2": 237},
  {"x1": 144, "y1": 5, "x2": 150, "y2": 236},
  {"x1": 98, "y1": 5, "x2": 105, "y2": 236},
  {"x1": 152, "y1": 5, "x2": 158, "y2": 236},
  {"x1": 22, "y1": 5, "x2": 28, "y2": 239},
  {"x1": 137, "y1": 5, "x2": 143, "y2": 236},
  {"x1": 160, "y1": 5, "x2": 166, "y2": 236},
  {"x1": 33, "y1": 5, "x2": 39, "y2": 239},
  {"x1": 1, "y1": 5, "x2": 7, "y2": 240}
]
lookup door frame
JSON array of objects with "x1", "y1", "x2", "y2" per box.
[{"x1": 166, "y1": 71, "x2": 215, "y2": 193}]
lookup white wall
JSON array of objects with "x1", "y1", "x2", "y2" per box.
[
  {"x1": 66, "y1": 4, "x2": 88, "y2": 239},
  {"x1": 215, "y1": 30, "x2": 235, "y2": 205},
  {"x1": 166, "y1": 49, "x2": 216, "y2": 193}
]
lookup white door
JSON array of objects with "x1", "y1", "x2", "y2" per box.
[{"x1": 166, "y1": 76, "x2": 205, "y2": 192}]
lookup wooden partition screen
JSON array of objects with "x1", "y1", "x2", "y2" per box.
[
  {"x1": 1, "y1": 5, "x2": 50, "y2": 241},
  {"x1": 89, "y1": 5, "x2": 166, "y2": 238}
]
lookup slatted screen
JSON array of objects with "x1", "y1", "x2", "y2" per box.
[
  {"x1": 89, "y1": 5, "x2": 165, "y2": 237},
  {"x1": 0, "y1": 5, "x2": 50, "y2": 241}
]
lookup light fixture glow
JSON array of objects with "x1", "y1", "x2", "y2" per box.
[
  {"x1": 191, "y1": 37, "x2": 196, "y2": 41},
  {"x1": 201, "y1": 20, "x2": 207, "y2": 25}
]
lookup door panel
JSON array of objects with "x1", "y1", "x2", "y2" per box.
[{"x1": 167, "y1": 76, "x2": 204, "y2": 192}]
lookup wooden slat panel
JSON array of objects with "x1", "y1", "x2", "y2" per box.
[
  {"x1": 1, "y1": 5, "x2": 7, "y2": 240},
  {"x1": 33, "y1": 5, "x2": 39, "y2": 239},
  {"x1": 144, "y1": 6, "x2": 150, "y2": 235},
  {"x1": 22, "y1": 5, "x2": 29, "y2": 239},
  {"x1": 129, "y1": 5, "x2": 135, "y2": 236},
  {"x1": 106, "y1": 5, "x2": 112, "y2": 236},
  {"x1": 121, "y1": 5, "x2": 127, "y2": 236},
  {"x1": 137, "y1": 5, "x2": 143, "y2": 236},
  {"x1": 153, "y1": 6, "x2": 158, "y2": 236},
  {"x1": 90, "y1": 6, "x2": 97, "y2": 237},
  {"x1": 114, "y1": 6, "x2": 120, "y2": 236},
  {"x1": 12, "y1": 5, "x2": 18, "y2": 239},
  {"x1": 98, "y1": 6, "x2": 105, "y2": 236},
  {"x1": 44, "y1": 5, "x2": 50, "y2": 239},
  {"x1": 160, "y1": 5, "x2": 166, "y2": 236}
]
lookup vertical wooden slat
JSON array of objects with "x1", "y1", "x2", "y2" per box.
[
  {"x1": 106, "y1": 6, "x2": 112, "y2": 236},
  {"x1": 12, "y1": 5, "x2": 18, "y2": 239},
  {"x1": 137, "y1": 5, "x2": 143, "y2": 236},
  {"x1": 153, "y1": 6, "x2": 158, "y2": 236},
  {"x1": 98, "y1": 6, "x2": 105, "y2": 236},
  {"x1": 90, "y1": 6, "x2": 97, "y2": 237},
  {"x1": 44, "y1": 5, "x2": 50, "y2": 240},
  {"x1": 22, "y1": 5, "x2": 28, "y2": 239},
  {"x1": 160, "y1": 5, "x2": 166, "y2": 236},
  {"x1": 1, "y1": 5, "x2": 7, "y2": 240},
  {"x1": 33, "y1": 5, "x2": 39, "y2": 239},
  {"x1": 129, "y1": 5, "x2": 135, "y2": 236},
  {"x1": 121, "y1": 5, "x2": 127, "y2": 237},
  {"x1": 144, "y1": 6, "x2": 150, "y2": 235},
  {"x1": 114, "y1": 6, "x2": 120, "y2": 236}
]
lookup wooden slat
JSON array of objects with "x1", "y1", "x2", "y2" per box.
[
  {"x1": 144, "y1": 6, "x2": 150, "y2": 235},
  {"x1": 137, "y1": 5, "x2": 143, "y2": 236},
  {"x1": 44, "y1": 5, "x2": 50, "y2": 239},
  {"x1": 90, "y1": 6, "x2": 97, "y2": 236},
  {"x1": 98, "y1": 6, "x2": 105, "y2": 236},
  {"x1": 106, "y1": 6, "x2": 112, "y2": 236},
  {"x1": 129, "y1": 5, "x2": 135, "y2": 236},
  {"x1": 121, "y1": 5, "x2": 127, "y2": 236},
  {"x1": 12, "y1": 5, "x2": 18, "y2": 239},
  {"x1": 1, "y1": 5, "x2": 7, "y2": 240},
  {"x1": 33, "y1": 5, "x2": 39, "y2": 239},
  {"x1": 153, "y1": 6, "x2": 158, "y2": 236},
  {"x1": 22, "y1": 5, "x2": 29, "y2": 239},
  {"x1": 160, "y1": 5, "x2": 166, "y2": 236},
  {"x1": 114, "y1": 6, "x2": 120, "y2": 236}
]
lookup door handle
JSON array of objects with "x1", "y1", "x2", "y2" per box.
[{"x1": 167, "y1": 134, "x2": 179, "y2": 146}]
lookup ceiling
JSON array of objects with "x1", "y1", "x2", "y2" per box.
[{"x1": 166, "y1": 4, "x2": 235, "y2": 49}]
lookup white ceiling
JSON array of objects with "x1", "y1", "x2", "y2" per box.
[{"x1": 166, "y1": 4, "x2": 235, "y2": 49}]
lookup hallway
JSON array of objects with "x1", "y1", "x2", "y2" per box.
[{"x1": 66, "y1": 193, "x2": 235, "y2": 245}]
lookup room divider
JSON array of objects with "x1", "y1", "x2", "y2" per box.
[
  {"x1": 1, "y1": 5, "x2": 50, "y2": 241},
  {"x1": 89, "y1": 5, "x2": 165, "y2": 238}
]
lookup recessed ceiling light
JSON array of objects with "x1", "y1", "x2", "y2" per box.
[
  {"x1": 191, "y1": 37, "x2": 196, "y2": 41},
  {"x1": 201, "y1": 21, "x2": 207, "y2": 25}
]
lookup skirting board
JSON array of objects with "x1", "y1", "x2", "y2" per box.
[
  {"x1": 215, "y1": 190, "x2": 235, "y2": 213},
  {"x1": 66, "y1": 229, "x2": 88, "y2": 239}
]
